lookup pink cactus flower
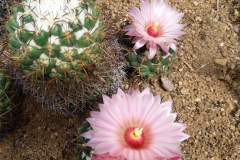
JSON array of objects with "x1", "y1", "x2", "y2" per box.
[
  {"x1": 82, "y1": 88, "x2": 189, "y2": 160},
  {"x1": 92, "y1": 153, "x2": 182, "y2": 160},
  {"x1": 123, "y1": 0, "x2": 186, "y2": 59}
]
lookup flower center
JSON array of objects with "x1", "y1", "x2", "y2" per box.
[
  {"x1": 147, "y1": 22, "x2": 159, "y2": 37},
  {"x1": 124, "y1": 128, "x2": 144, "y2": 148}
]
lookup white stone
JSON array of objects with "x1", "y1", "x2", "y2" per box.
[
  {"x1": 220, "y1": 43, "x2": 224, "y2": 47},
  {"x1": 193, "y1": 1, "x2": 199, "y2": 6},
  {"x1": 195, "y1": 98, "x2": 201, "y2": 102},
  {"x1": 161, "y1": 76, "x2": 174, "y2": 91}
]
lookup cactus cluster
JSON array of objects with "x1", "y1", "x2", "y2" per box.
[
  {"x1": 0, "y1": 69, "x2": 21, "y2": 138},
  {"x1": 4, "y1": 0, "x2": 124, "y2": 115}
]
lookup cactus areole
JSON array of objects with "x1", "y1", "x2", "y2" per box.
[{"x1": 6, "y1": 0, "x2": 105, "y2": 83}]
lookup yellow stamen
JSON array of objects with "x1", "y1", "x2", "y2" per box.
[
  {"x1": 130, "y1": 128, "x2": 143, "y2": 139},
  {"x1": 152, "y1": 22, "x2": 159, "y2": 31}
]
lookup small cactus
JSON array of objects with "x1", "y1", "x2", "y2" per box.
[
  {"x1": 4, "y1": 0, "x2": 124, "y2": 115},
  {"x1": 0, "y1": 69, "x2": 22, "y2": 138},
  {"x1": 126, "y1": 48, "x2": 177, "y2": 77}
]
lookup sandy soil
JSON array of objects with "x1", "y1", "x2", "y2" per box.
[{"x1": 0, "y1": 0, "x2": 240, "y2": 160}]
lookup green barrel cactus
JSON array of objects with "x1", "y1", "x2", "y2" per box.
[
  {"x1": 4, "y1": 0, "x2": 124, "y2": 115},
  {"x1": 0, "y1": 69, "x2": 22, "y2": 138},
  {"x1": 126, "y1": 48, "x2": 177, "y2": 77}
]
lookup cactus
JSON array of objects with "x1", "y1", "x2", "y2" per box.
[
  {"x1": 126, "y1": 48, "x2": 177, "y2": 77},
  {"x1": 76, "y1": 121, "x2": 93, "y2": 160},
  {"x1": 0, "y1": 69, "x2": 22, "y2": 138},
  {"x1": 4, "y1": 0, "x2": 124, "y2": 115},
  {"x1": 0, "y1": 0, "x2": 22, "y2": 41}
]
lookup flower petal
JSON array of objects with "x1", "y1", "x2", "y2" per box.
[
  {"x1": 133, "y1": 39, "x2": 148, "y2": 50},
  {"x1": 149, "y1": 41, "x2": 157, "y2": 59}
]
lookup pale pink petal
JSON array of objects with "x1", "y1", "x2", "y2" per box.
[
  {"x1": 172, "y1": 132, "x2": 190, "y2": 141},
  {"x1": 117, "y1": 88, "x2": 125, "y2": 96},
  {"x1": 140, "y1": 87, "x2": 151, "y2": 96},
  {"x1": 125, "y1": 29, "x2": 141, "y2": 37},
  {"x1": 160, "y1": 43, "x2": 169, "y2": 54},
  {"x1": 160, "y1": 100, "x2": 173, "y2": 108},
  {"x1": 90, "y1": 111, "x2": 101, "y2": 118},
  {"x1": 81, "y1": 130, "x2": 94, "y2": 139},
  {"x1": 133, "y1": 39, "x2": 148, "y2": 50},
  {"x1": 149, "y1": 41, "x2": 157, "y2": 59},
  {"x1": 128, "y1": 87, "x2": 134, "y2": 95},
  {"x1": 102, "y1": 95, "x2": 112, "y2": 105},
  {"x1": 98, "y1": 104, "x2": 108, "y2": 113},
  {"x1": 156, "y1": 156, "x2": 183, "y2": 160},
  {"x1": 122, "y1": 24, "x2": 135, "y2": 31},
  {"x1": 95, "y1": 142, "x2": 121, "y2": 154},
  {"x1": 132, "y1": 36, "x2": 142, "y2": 43},
  {"x1": 169, "y1": 44, "x2": 177, "y2": 53}
]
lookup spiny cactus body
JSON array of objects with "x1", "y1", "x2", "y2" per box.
[
  {"x1": 126, "y1": 48, "x2": 177, "y2": 77},
  {"x1": 0, "y1": 70, "x2": 21, "y2": 138},
  {"x1": 4, "y1": 0, "x2": 124, "y2": 115},
  {"x1": 0, "y1": 0, "x2": 22, "y2": 42}
]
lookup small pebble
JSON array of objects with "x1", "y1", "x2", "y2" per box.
[
  {"x1": 180, "y1": 88, "x2": 189, "y2": 95},
  {"x1": 220, "y1": 43, "x2": 224, "y2": 47},
  {"x1": 230, "y1": 125, "x2": 235, "y2": 130},
  {"x1": 225, "y1": 101, "x2": 234, "y2": 111},
  {"x1": 183, "y1": 72, "x2": 193, "y2": 79},
  {"x1": 195, "y1": 98, "x2": 201, "y2": 102},
  {"x1": 193, "y1": 1, "x2": 199, "y2": 6},
  {"x1": 229, "y1": 63, "x2": 236, "y2": 70},
  {"x1": 214, "y1": 58, "x2": 228, "y2": 67},
  {"x1": 178, "y1": 120, "x2": 183, "y2": 123},
  {"x1": 234, "y1": 9, "x2": 239, "y2": 16},
  {"x1": 161, "y1": 76, "x2": 174, "y2": 91},
  {"x1": 213, "y1": 18, "x2": 218, "y2": 22},
  {"x1": 196, "y1": 16, "x2": 202, "y2": 21},
  {"x1": 200, "y1": 64, "x2": 207, "y2": 68},
  {"x1": 233, "y1": 99, "x2": 238, "y2": 104},
  {"x1": 224, "y1": 75, "x2": 232, "y2": 84},
  {"x1": 178, "y1": 81, "x2": 183, "y2": 86},
  {"x1": 206, "y1": 77, "x2": 211, "y2": 82},
  {"x1": 233, "y1": 25, "x2": 239, "y2": 33}
]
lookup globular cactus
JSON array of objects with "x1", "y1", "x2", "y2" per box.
[
  {"x1": 126, "y1": 48, "x2": 177, "y2": 77},
  {"x1": 4, "y1": 0, "x2": 124, "y2": 115},
  {"x1": 0, "y1": 69, "x2": 22, "y2": 138}
]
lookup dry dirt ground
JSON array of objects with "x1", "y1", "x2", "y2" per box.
[{"x1": 0, "y1": 0, "x2": 240, "y2": 160}]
